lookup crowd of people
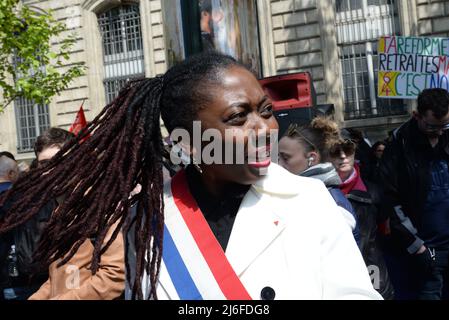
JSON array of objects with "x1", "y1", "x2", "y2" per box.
[{"x1": 0, "y1": 51, "x2": 448, "y2": 300}]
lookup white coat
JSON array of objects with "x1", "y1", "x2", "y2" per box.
[{"x1": 126, "y1": 163, "x2": 382, "y2": 300}]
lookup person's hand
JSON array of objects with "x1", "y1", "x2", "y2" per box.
[{"x1": 415, "y1": 245, "x2": 427, "y2": 255}]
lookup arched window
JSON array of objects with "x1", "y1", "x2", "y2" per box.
[{"x1": 98, "y1": 4, "x2": 145, "y2": 103}]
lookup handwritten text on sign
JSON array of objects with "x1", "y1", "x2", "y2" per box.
[{"x1": 378, "y1": 36, "x2": 449, "y2": 99}]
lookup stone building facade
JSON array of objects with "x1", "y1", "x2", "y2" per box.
[{"x1": 1, "y1": 0, "x2": 449, "y2": 161}]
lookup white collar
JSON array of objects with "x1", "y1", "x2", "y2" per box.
[{"x1": 252, "y1": 162, "x2": 301, "y2": 197}]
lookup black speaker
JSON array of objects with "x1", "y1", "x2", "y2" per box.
[{"x1": 259, "y1": 72, "x2": 325, "y2": 137}]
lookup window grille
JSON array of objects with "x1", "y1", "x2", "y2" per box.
[
  {"x1": 15, "y1": 97, "x2": 50, "y2": 153},
  {"x1": 98, "y1": 5, "x2": 145, "y2": 104},
  {"x1": 335, "y1": 0, "x2": 407, "y2": 119}
]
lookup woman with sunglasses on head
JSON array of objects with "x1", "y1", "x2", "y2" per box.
[
  {"x1": 330, "y1": 132, "x2": 394, "y2": 300},
  {"x1": 0, "y1": 52, "x2": 381, "y2": 300},
  {"x1": 278, "y1": 117, "x2": 360, "y2": 246}
]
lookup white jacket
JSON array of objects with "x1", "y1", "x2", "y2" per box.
[{"x1": 126, "y1": 163, "x2": 382, "y2": 300}]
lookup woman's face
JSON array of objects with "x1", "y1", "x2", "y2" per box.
[
  {"x1": 195, "y1": 66, "x2": 279, "y2": 186},
  {"x1": 374, "y1": 144, "x2": 385, "y2": 159},
  {"x1": 278, "y1": 136, "x2": 309, "y2": 174},
  {"x1": 331, "y1": 150, "x2": 355, "y2": 181}
]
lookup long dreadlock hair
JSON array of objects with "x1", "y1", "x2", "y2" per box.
[{"x1": 0, "y1": 51, "x2": 243, "y2": 300}]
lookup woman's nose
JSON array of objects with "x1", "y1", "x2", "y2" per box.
[
  {"x1": 249, "y1": 113, "x2": 278, "y2": 146},
  {"x1": 252, "y1": 114, "x2": 269, "y2": 131},
  {"x1": 249, "y1": 116, "x2": 270, "y2": 139}
]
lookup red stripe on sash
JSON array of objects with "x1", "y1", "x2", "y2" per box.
[{"x1": 171, "y1": 170, "x2": 251, "y2": 300}]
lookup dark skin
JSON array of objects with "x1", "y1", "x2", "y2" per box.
[{"x1": 192, "y1": 66, "x2": 279, "y2": 197}]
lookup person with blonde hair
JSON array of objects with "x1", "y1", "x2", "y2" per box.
[{"x1": 279, "y1": 117, "x2": 359, "y2": 245}]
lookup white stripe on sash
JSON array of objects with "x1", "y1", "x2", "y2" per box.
[
  {"x1": 158, "y1": 260, "x2": 180, "y2": 300},
  {"x1": 163, "y1": 184, "x2": 226, "y2": 300}
]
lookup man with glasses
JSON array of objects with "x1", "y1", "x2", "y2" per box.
[{"x1": 380, "y1": 88, "x2": 449, "y2": 300}]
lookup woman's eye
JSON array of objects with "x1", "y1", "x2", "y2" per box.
[
  {"x1": 227, "y1": 112, "x2": 247, "y2": 123},
  {"x1": 261, "y1": 105, "x2": 273, "y2": 117},
  {"x1": 279, "y1": 153, "x2": 289, "y2": 162}
]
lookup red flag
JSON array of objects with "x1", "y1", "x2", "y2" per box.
[{"x1": 69, "y1": 102, "x2": 87, "y2": 136}]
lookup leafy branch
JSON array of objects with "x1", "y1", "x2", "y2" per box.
[{"x1": 0, "y1": 0, "x2": 85, "y2": 112}]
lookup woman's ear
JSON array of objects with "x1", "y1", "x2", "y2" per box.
[
  {"x1": 180, "y1": 142, "x2": 201, "y2": 162},
  {"x1": 169, "y1": 126, "x2": 197, "y2": 165},
  {"x1": 306, "y1": 151, "x2": 319, "y2": 166},
  {"x1": 171, "y1": 141, "x2": 202, "y2": 164},
  {"x1": 170, "y1": 142, "x2": 191, "y2": 166}
]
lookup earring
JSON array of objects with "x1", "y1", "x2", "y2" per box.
[
  {"x1": 308, "y1": 157, "x2": 314, "y2": 167},
  {"x1": 192, "y1": 158, "x2": 203, "y2": 174}
]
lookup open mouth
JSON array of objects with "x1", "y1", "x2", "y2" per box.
[
  {"x1": 247, "y1": 145, "x2": 271, "y2": 168},
  {"x1": 248, "y1": 158, "x2": 271, "y2": 168}
]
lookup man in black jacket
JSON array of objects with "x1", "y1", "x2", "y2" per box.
[{"x1": 380, "y1": 88, "x2": 449, "y2": 300}]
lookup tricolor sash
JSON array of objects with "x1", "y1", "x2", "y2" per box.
[{"x1": 161, "y1": 170, "x2": 252, "y2": 300}]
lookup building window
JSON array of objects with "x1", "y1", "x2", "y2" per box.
[
  {"x1": 98, "y1": 4, "x2": 145, "y2": 104},
  {"x1": 164, "y1": 0, "x2": 262, "y2": 76},
  {"x1": 12, "y1": 53, "x2": 50, "y2": 153},
  {"x1": 335, "y1": 0, "x2": 407, "y2": 120},
  {"x1": 15, "y1": 97, "x2": 50, "y2": 153}
]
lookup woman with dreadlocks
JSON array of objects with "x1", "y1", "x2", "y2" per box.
[{"x1": 0, "y1": 52, "x2": 381, "y2": 300}]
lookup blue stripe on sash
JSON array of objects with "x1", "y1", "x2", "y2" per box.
[{"x1": 162, "y1": 225, "x2": 203, "y2": 300}]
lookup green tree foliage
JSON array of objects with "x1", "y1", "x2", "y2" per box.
[{"x1": 0, "y1": 0, "x2": 85, "y2": 112}]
